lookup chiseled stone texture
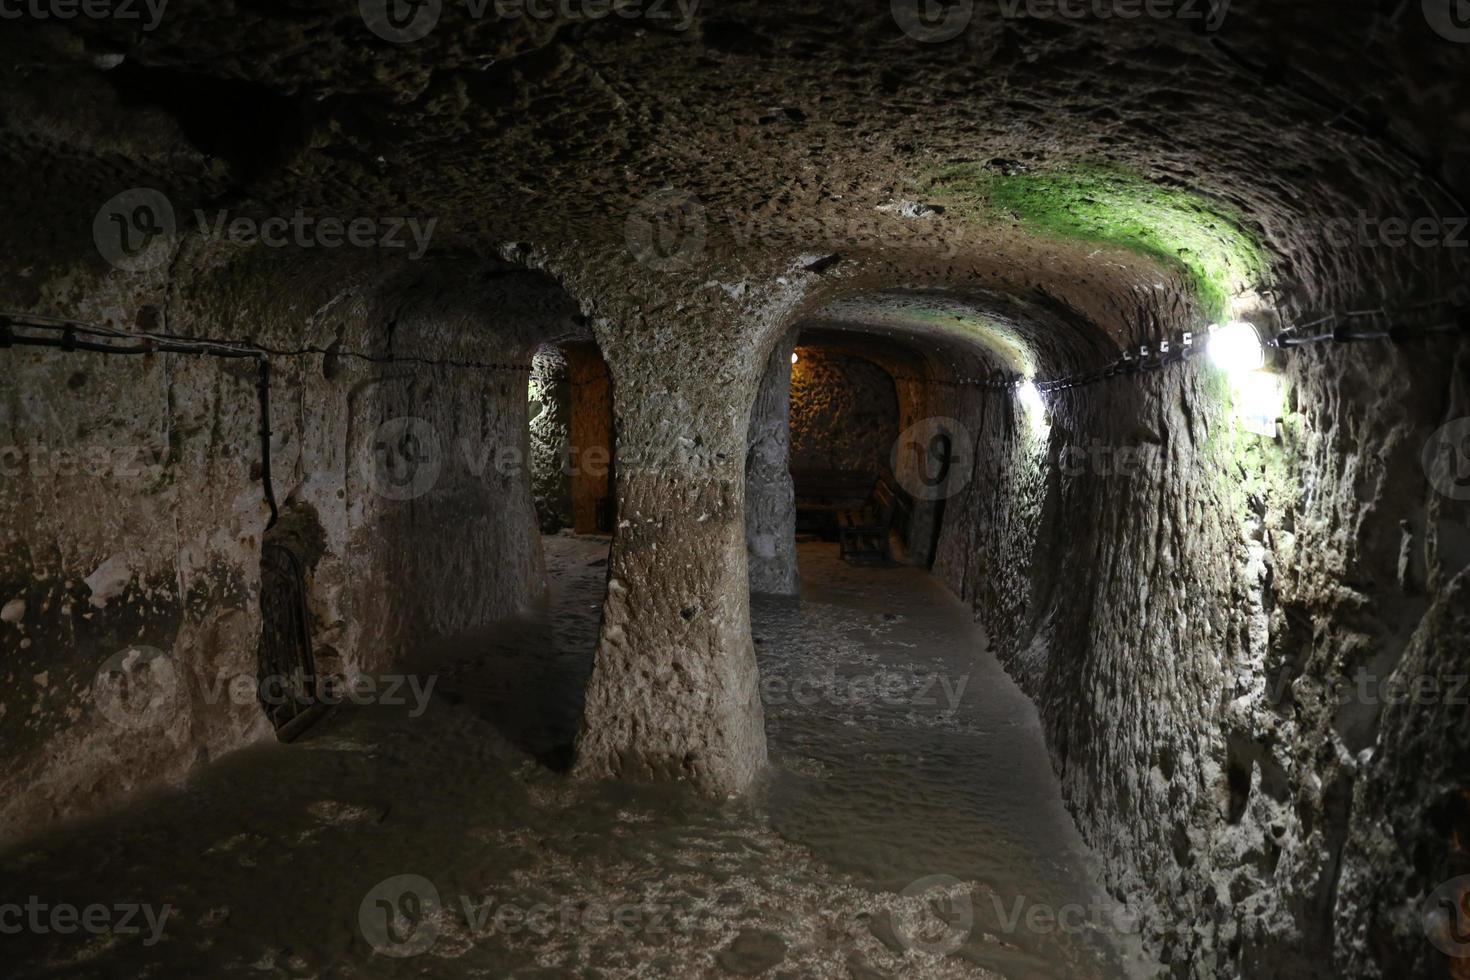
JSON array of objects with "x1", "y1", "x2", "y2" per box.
[
  {"x1": 745, "y1": 331, "x2": 800, "y2": 596},
  {"x1": 567, "y1": 269, "x2": 815, "y2": 798},
  {"x1": 1, "y1": 6, "x2": 1469, "y2": 974},
  {"x1": 933, "y1": 329, "x2": 1470, "y2": 977},
  {"x1": 789, "y1": 347, "x2": 899, "y2": 478},
  {"x1": 0, "y1": 244, "x2": 580, "y2": 842},
  {"x1": 529, "y1": 347, "x2": 573, "y2": 531},
  {"x1": 575, "y1": 466, "x2": 767, "y2": 794}
]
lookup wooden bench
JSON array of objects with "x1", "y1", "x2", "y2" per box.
[
  {"x1": 792, "y1": 468, "x2": 874, "y2": 538},
  {"x1": 836, "y1": 471, "x2": 905, "y2": 565},
  {"x1": 793, "y1": 468, "x2": 910, "y2": 564}
]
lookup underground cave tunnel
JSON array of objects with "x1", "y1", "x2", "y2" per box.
[{"x1": 2, "y1": 2, "x2": 1470, "y2": 978}]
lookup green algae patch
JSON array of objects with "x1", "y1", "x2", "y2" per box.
[{"x1": 927, "y1": 164, "x2": 1265, "y2": 319}]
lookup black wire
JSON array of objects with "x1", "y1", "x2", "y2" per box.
[
  {"x1": 257, "y1": 358, "x2": 280, "y2": 531},
  {"x1": 4, "y1": 333, "x2": 259, "y2": 359},
  {"x1": 890, "y1": 312, "x2": 1464, "y2": 394},
  {"x1": 0, "y1": 311, "x2": 538, "y2": 534},
  {"x1": 0, "y1": 313, "x2": 534, "y2": 373},
  {"x1": 4, "y1": 305, "x2": 1464, "y2": 406}
]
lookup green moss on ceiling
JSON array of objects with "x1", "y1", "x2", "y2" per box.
[{"x1": 925, "y1": 164, "x2": 1265, "y2": 319}]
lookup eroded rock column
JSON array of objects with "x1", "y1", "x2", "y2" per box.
[
  {"x1": 745, "y1": 331, "x2": 800, "y2": 596},
  {"x1": 574, "y1": 458, "x2": 767, "y2": 794},
  {"x1": 573, "y1": 374, "x2": 768, "y2": 793},
  {"x1": 568, "y1": 274, "x2": 817, "y2": 797}
]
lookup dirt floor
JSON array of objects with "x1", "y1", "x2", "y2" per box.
[{"x1": 0, "y1": 535, "x2": 1155, "y2": 979}]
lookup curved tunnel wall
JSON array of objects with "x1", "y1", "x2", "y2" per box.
[
  {"x1": 916, "y1": 307, "x2": 1470, "y2": 976},
  {"x1": 788, "y1": 347, "x2": 899, "y2": 482},
  {"x1": 0, "y1": 246, "x2": 582, "y2": 842},
  {"x1": 742, "y1": 277, "x2": 1470, "y2": 975},
  {"x1": 3, "y1": 6, "x2": 1469, "y2": 975}
]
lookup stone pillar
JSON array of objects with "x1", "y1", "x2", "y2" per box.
[
  {"x1": 745, "y1": 332, "x2": 800, "y2": 595},
  {"x1": 529, "y1": 349, "x2": 574, "y2": 532},
  {"x1": 574, "y1": 465, "x2": 767, "y2": 794},
  {"x1": 566, "y1": 343, "x2": 613, "y2": 533},
  {"x1": 555, "y1": 251, "x2": 818, "y2": 799},
  {"x1": 573, "y1": 335, "x2": 770, "y2": 797}
]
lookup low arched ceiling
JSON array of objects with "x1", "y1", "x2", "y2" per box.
[
  {"x1": 3, "y1": 0, "x2": 1466, "y2": 330},
  {"x1": 800, "y1": 286, "x2": 1119, "y2": 381}
]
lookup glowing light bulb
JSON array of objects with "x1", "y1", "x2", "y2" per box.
[
  {"x1": 1208, "y1": 321, "x2": 1264, "y2": 374},
  {"x1": 1233, "y1": 370, "x2": 1282, "y2": 438},
  {"x1": 791, "y1": 351, "x2": 799, "y2": 365},
  {"x1": 1018, "y1": 380, "x2": 1045, "y2": 416},
  {"x1": 1016, "y1": 380, "x2": 1048, "y2": 435}
]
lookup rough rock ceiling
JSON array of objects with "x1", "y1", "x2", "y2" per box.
[
  {"x1": 802, "y1": 287, "x2": 1119, "y2": 377},
  {"x1": 3, "y1": 0, "x2": 1468, "y2": 321}
]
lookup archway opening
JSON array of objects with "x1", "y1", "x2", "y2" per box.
[
  {"x1": 788, "y1": 342, "x2": 903, "y2": 562},
  {"x1": 530, "y1": 341, "x2": 617, "y2": 536},
  {"x1": 414, "y1": 335, "x2": 619, "y2": 772}
]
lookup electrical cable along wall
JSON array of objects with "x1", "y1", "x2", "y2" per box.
[
  {"x1": 912, "y1": 285, "x2": 1470, "y2": 977},
  {"x1": 0, "y1": 271, "x2": 573, "y2": 842},
  {"x1": 878, "y1": 300, "x2": 1469, "y2": 393},
  {"x1": 0, "y1": 311, "x2": 535, "y2": 530}
]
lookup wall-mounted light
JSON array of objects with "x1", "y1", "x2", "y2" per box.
[
  {"x1": 1018, "y1": 380, "x2": 1045, "y2": 416},
  {"x1": 1207, "y1": 320, "x2": 1264, "y2": 375},
  {"x1": 1017, "y1": 380, "x2": 1048, "y2": 436},
  {"x1": 1205, "y1": 321, "x2": 1281, "y2": 437},
  {"x1": 1232, "y1": 370, "x2": 1283, "y2": 439}
]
